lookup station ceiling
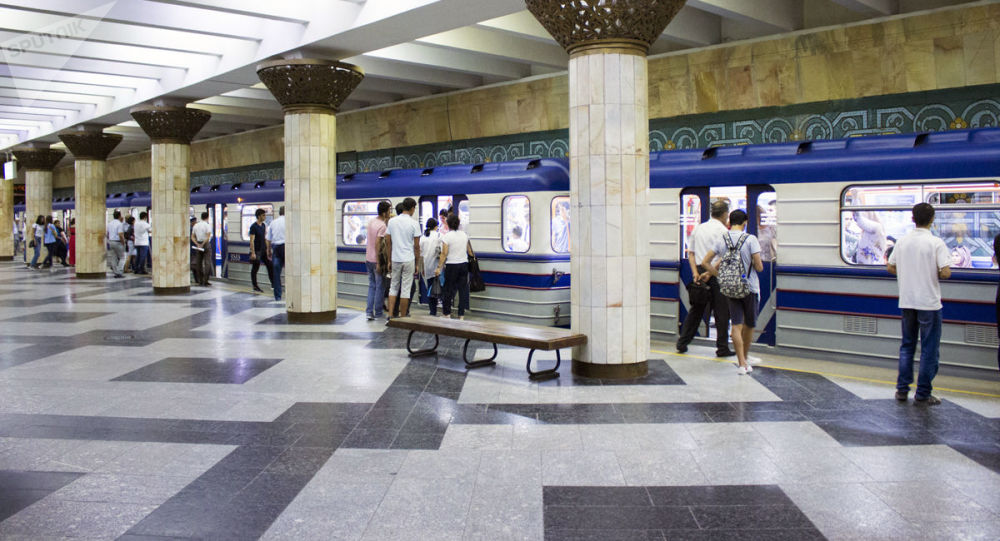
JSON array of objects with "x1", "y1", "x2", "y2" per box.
[{"x1": 0, "y1": 0, "x2": 979, "y2": 166}]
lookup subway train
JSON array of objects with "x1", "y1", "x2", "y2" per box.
[{"x1": 15, "y1": 128, "x2": 1000, "y2": 371}]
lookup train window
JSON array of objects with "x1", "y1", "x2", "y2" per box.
[
  {"x1": 240, "y1": 204, "x2": 273, "y2": 241},
  {"x1": 420, "y1": 199, "x2": 434, "y2": 231},
  {"x1": 456, "y1": 197, "x2": 470, "y2": 232},
  {"x1": 680, "y1": 193, "x2": 701, "y2": 256},
  {"x1": 841, "y1": 182, "x2": 1000, "y2": 268},
  {"x1": 343, "y1": 200, "x2": 389, "y2": 246},
  {"x1": 502, "y1": 195, "x2": 530, "y2": 253},
  {"x1": 757, "y1": 192, "x2": 777, "y2": 262},
  {"x1": 551, "y1": 196, "x2": 570, "y2": 253}
]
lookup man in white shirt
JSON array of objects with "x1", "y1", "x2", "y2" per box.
[
  {"x1": 106, "y1": 210, "x2": 126, "y2": 278},
  {"x1": 887, "y1": 202, "x2": 951, "y2": 405},
  {"x1": 677, "y1": 200, "x2": 734, "y2": 357},
  {"x1": 133, "y1": 211, "x2": 151, "y2": 274},
  {"x1": 266, "y1": 206, "x2": 286, "y2": 302},
  {"x1": 384, "y1": 197, "x2": 422, "y2": 321},
  {"x1": 191, "y1": 212, "x2": 213, "y2": 286}
]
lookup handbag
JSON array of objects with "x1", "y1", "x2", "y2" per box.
[
  {"x1": 467, "y1": 242, "x2": 486, "y2": 293},
  {"x1": 687, "y1": 280, "x2": 711, "y2": 306},
  {"x1": 429, "y1": 275, "x2": 442, "y2": 297}
]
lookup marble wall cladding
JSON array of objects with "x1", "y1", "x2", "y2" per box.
[
  {"x1": 0, "y1": 179, "x2": 12, "y2": 258},
  {"x1": 150, "y1": 143, "x2": 191, "y2": 290},
  {"x1": 569, "y1": 50, "x2": 651, "y2": 367},
  {"x1": 74, "y1": 160, "x2": 106, "y2": 275},
  {"x1": 283, "y1": 112, "x2": 338, "y2": 316},
  {"x1": 25, "y1": 170, "x2": 52, "y2": 228}
]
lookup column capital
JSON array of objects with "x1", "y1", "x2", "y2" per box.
[
  {"x1": 526, "y1": 0, "x2": 686, "y2": 56},
  {"x1": 129, "y1": 105, "x2": 211, "y2": 145},
  {"x1": 12, "y1": 144, "x2": 65, "y2": 172},
  {"x1": 58, "y1": 126, "x2": 123, "y2": 161},
  {"x1": 256, "y1": 58, "x2": 364, "y2": 114}
]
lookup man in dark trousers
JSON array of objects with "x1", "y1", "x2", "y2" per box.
[
  {"x1": 676, "y1": 200, "x2": 735, "y2": 357},
  {"x1": 248, "y1": 208, "x2": 273, "y2": 293}
]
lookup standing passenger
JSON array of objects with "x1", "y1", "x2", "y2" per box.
[
  {"x1": 385, "y1": 197, "x2": 422, "y2": 322},
  {"x1": 887, "y1": 203, "x2": 951, "y2": 405},
  {"x1": 266, "y1": 206, "x2": 286, "y2": 302},
  {"x1": 437, "y1": 213, "x2": 474, "y2": 320},
  {"x1": 123, "y1": 216, "x2": 136, "y2": 273},
  {"x1": 191, "y1": 212, "x2": 213, "y2": 286},
  {"x1": 248, "y1": 208, "x2": 273, "y2": 293},
  {"x1": 700, "y1": 209, "x2": 763, "y2": 374},
  {"x1": 676, "y1": 200, "x2": 733, "y2": 356},
  {"x1": 106, "y1": 210, "x2": 126, "y2": 278},
  {"x1": 68, "y1": 218, "x2": 76, "y2": 266},
  {"x1": 133, "y1": 212, "x2": 151, "y2": 274},
  {"x1": 364, "y1": 201, "x2": 390, "y2": 320},
  {"x1": 420, "y1": 218, "x2": 442, "y2": 316},
  {"x1": 42, "y1": 216, "x2": 58, "y2": 268},
  {"x1": 29, "y1": 215, "x2": 43, "y2": 269}
]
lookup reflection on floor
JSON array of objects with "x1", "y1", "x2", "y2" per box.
[{"x1": 0, "y1": 263, "x2": 997, "y2": 540}]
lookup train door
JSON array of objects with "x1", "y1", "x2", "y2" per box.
[
  {"x1": 418, "y1": 194, "x2": 469, "y2": 232},
  {"x1": 207, "y1": 203, "x2": 226, "y2": 278},
  {"x1": 678, "y1": 185, "x2": 777, "y2": 347}
]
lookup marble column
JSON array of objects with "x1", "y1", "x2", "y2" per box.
[
  {"x1": 12, "y1": 144, "x2": 65, "y2": 256},
  {"x1": 58, "y1": 127, "x2": 123, "y2": 278},
  {"x1": 257, "y1": 59, "x2": 364, "y2": 323},
  {"x1": 528, "y1": 0, "x2": 686, "y2": 378},
  {"x1": 0, "y1": 176, "x2": 12, "y2": 261},
  {"x1": 130, "y1": 104, "x2": 210, "y2": 294}
]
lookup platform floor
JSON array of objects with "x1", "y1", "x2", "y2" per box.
[{"x1": 0, "y1": 262, "x2": 997, "y2": 540}]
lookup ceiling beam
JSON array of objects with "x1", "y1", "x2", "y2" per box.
[
  {"x1": 686, "y1": 0, "x2": 801, "y2": 31},
  {"x1": 0, "y1": 50, "x2": 186, "y2": 80},
  {"x1": 366, "y1": 42, "x2": 530, "y2": 80},
  {"x1": 417, "y1": 26, "x2": 568, "y2": 69},
  {"x1": 828, "y1": 0, "x2": 897, "y2": 15},
  {"x1": 661, "y1": 6, "x2": 722, "y2": 47},
  {"x1": 344, "y1": 56, "x2": 484, "y2": 89}
]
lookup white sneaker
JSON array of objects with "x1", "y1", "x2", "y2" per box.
[
  {"x1": 746, "y1": 364, "x2": 753, "y2": 373},
  {"x1": 736, "y1": 365, "x2": 747, "y2": 375},
  {"x1": 747, "y1": 356, "x2": 763, "y2": 365}
]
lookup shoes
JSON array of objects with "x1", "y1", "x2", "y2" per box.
[
  {"x1": 366, "y1": 315, "x2": 375, "y2": 321},
  {"x1": 895, "y1": 390, "x2": 908, "y2": 401},
  {"x1": 746, "y1": 364, "x2": 753, "y2": 373},
  {"x1": 253, "y1": 286, "x2": 263, "y2": 292},
  {"x1": 914, "y1": 395, "x2": 942, "y2": 406},
  {"x1": 747, "y1": 356, "x2": 763, "y2": 366},
  {"x1": 113, "y1": 274, "x2": 124, "y2": 278},
  {"x1": 676, "y1": 344, "x2": 688, "y2": 353},
  {"x1": 716, "y1": 349, "x2": 735, "y2": 357},
  {"x1": 458, "y1": 316, "x2": 465, "y2": 320},
  {"x1": 736, "y1": 365, "x2": 748, "y2": 375}
]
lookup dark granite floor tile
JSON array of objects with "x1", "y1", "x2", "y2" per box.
[
  {"x1": 126, "y1": 502, "x2": 226, "y2": 538},
  {"x1": 690, "y1": 505, "x2": 816, "y2": 530},
  {"x1": 544, "y1": 486, "x2": 652, "y2": 507},
  {"x1": 0, "y1": 470, "x2": 83, "y2": 491},
  {"x1": 340, "y1": 428, "x2": 399, "y2": 449},
  {"x1": 707, "y1": 410, "x2": 808, "y2": 423},
  {"x1": 813, "y1": 419, "x2": 943, "y2": 447},
  {"x1": 400, "y1": 411, "x2": 453, "y2": 434},
  {"x1": 451, "y1": 406, "x2": 539, "y2": 425},
  {"x1": 545, "y1": 505, "x2": 698, "y2": 531},
  {"x1": 950, "y1": 442, "x2": 1000, "y2": 474},
  {"x1": 646, "y1": 486, "x2": 793, "y2": 507},
  {"x1": 232, "y1": 472, "x2": 314, "y2": 506},
  {"x1": 0, "y1": 311, "x2": 111, "y2": 323},
  {"x1": 546, "y1": 529, "x2": 665, "y2": 541},
  {"x1": 112, "y1": 356, "x2": 283, "y2": 384},
  {"x1": 661, "y1": 529, "x2": 825, "y2": 541},
  {"x1": 615, "y1": 404, "x2": 719, "y2": 424},
  {"x1": 226, "y1": 431, "x2": 303, "y2": 447},
  {"x1": 371, "y1": 388, "x2": 424, "y2": 410},
  {"x1": 0, "y1": 489, "x2": 57, "y2": 521},
  {"x1": 212, "y1": 445, "x2": 286, "y2": 471},
  {"x1": 264, "y1": 447, "x2": 334, "y2": 476},
  {"x1": 358, "y1": 408, "x2": 414, "y2": 430},
  {"x1": 727, "y1": 401, "x2": 810, "y2": 413},
  {"x1": 117, "y1": 534, "x2": 197, "y2": 541},
  {"x1": 272, "y1": 402, "x2": 371, "y2": 423},
  {"x1": 390, "y1": 431, "x2": 445, "y2": 449}
]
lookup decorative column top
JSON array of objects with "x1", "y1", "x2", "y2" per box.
[
  {"x1": 12, "y1": 145, "x2": 65, "y2": 172},
  {"x1": 58, "y1": 128, "x2": 123, "y2": 161},
  {"x1": 130, "y1": 105, "x2": 211, "y2": 144},
  {"x1": 256, "y1": 58, "x2": 364, "y2": 114},
  {"x1": 526, "y1": 0, "x2": 686, "y2": 56}
]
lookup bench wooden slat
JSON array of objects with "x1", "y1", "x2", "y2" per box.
[{"x1": 387, "y1": 315, "x2": 586, "y2": 351}]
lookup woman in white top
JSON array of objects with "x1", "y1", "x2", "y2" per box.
[
  {"x1": 28, "y1": 215, "x2": 44, "y2": 269},
  {"x1": 436, "y1": 214, "x2": 474, "y2": 319},
  {"x1": 419, "y1": 218, "x2": 443, "y2": 316}
]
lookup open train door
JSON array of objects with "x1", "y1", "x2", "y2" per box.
[
  {"x1": 747, "y1": 185, "x2": 777, "y2": 346},
  {"x1": 677, "y1": 187, "x2": 710, "y2": 333}
]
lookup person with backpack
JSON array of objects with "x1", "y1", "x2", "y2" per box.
[
  {"x1": 676, "y1": 200, "x2": 733, "y2": 356},
  {"x1": 700, "y1": 209, "x2": 764, "y2": 375}
]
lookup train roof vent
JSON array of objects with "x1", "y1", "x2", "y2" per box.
[
  {"x1": 526, "y1": 159, "x2": 541, "y2": 170},
  {"x1": 280, "y1": 180, "x2": 285, "y2": 188},
  {"x1": 470, "y1": 164, "x2": 485, "y2": 173},
  {"x1": 796, "y1": 142, "x2": 812, "y2": 154},
  {"x1": 254, "y1": 181, "x2": 265, "y2": 189},
  {"x1": 126, "y1": 192, "x2": 135, "y2": 197},
  {"x1": 421, "y1": 168, "x2": 434, "y2": 176},
  {"x1": 209, "y1": 184, "x2": 220, "y2": 192},
  {"x1": 342, "y1": 173, "x2": 355, "y2": 181},
  {"x1": 700, "y1": 147, "x2": 717, "y2": 160},
  {"x1": 913, "y1": 133, "x2": 929, "y2": 147},
  {"x1": 230, "y1": 183, "x2": 241, "y2": 190},
  {"x1": 191, "y1": 186, "x2": 201, "y2": 193}
]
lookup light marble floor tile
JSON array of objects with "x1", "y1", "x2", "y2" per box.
[
  {"x1": 396, "y1": 450, "x2": 482, "y2": 481},
  {"x1": 463, "y1": 482, "x2": 543, "y2": 541},
  {"x1": 361, "y1": 478, "x2": 475, "y2": 541},
  {"x1": 866, "y1": 480, "x2": 999, "y2": 522},
  {"x1": 512, "y1": 425, "x2": 583, "y2": 450},
  {"x1": 541, "y1": 450, "x2": 626, "y2": 486},
  {"x1": 615, "y1": 449, "x2": 708, "y2": 486},
  {"x1": 0, "y1": 499, "x2": 156, "y2": 539},
  {"x1": 842, "y1": 445, "x2": 1000, "y2": 482},
  {"x1": 780, "y1": 482, "x2": 920, "y2": 541},
  {"x1": 440, "y1": 425, "x2": 514, "y2": 450},
  {"x1": 476, "y1": 450, "x2": 542, "y2": 486}
]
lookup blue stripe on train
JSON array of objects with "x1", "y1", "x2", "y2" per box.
[{"x1": 777, "y1": 289, "x2": 996, "y2": 326}]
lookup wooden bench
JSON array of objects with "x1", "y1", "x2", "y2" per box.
[{"x1": 386, "y1": 315, "x2": 587, "y2": 381}]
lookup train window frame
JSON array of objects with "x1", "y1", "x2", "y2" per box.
[
  {"x1": 550, "y1": 196, "x2": 571, "y2": 254},
  {"x1": 342, "y1": 199, "x2": 390, "y2": 247},
  {"x1": 240, "y1": 204, "x2": 273, "y2": 241},
  {"x1": 501, "y1": 195, "x2": 531, "y2": 253},
  {"x1": 839, "y1": 181, "x2": 1000, "y2": 269}
]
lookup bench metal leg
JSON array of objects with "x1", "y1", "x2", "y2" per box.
[
  {"x1": 526, "y1": 348, "x2": 561, "y2": 381},
  {"x1": 463, "y1": 339, "x2": 497, "y2": 369},
  {"x1": 406, "y1": 330, "x2": 439, "y2": 357}
]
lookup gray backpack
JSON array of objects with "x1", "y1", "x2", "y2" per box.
[{"x1": 718, "y1": 233, "x2": 750, "y2": 299}]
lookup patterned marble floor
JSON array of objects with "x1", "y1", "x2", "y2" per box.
[{"x1": 0, "y1": 262, "x2": 998, "y2": 541}]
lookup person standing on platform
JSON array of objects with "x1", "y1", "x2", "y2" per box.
[
  {"x1": 700, "y1": 209, "x2": 763, "y2": 375},
  {"x1": 68, "y1": 218, "x2": 76, "y2": 266},
  {"x1": 28, "y1": 215, "x2": 43, "y2": 269},
  {"x1": 385, "y1": 197, "x2": 422, "y2": 322},
  {"x1": 364, "y1": 201, "x2": 390, "y2": 321},
  {"x1": 191, "y1": 212, "x2": 213, "y2": 286},
  {"x1": 248, "y1": 208, "x2": 273, "y2": 293},
  {"x1": 677, "y1": 200, "x2": 734, "y2": 356},
  {"x1": 266, "y1": 206, "x2": 286, "y2": 302},
  {"x1": 42, "y1": 215, "x2": 58, "y2": 268},
  {"x1": 994, "y1": 234, "x2": 1000, "y2": 372},
  {"x1": 887, "y1": 203, "x2": 952, "y2": 405},
  {"x1": 106, "y1": 210, "x2": 126, "y2": 278},
  {"x1": 133, "y1": 212, "x2": 151, "y2": 274},
  {"x1": 437, "y1": 213, "x2": 474, "y2": 320},
  {"x1": 420, "y1": 218, "x2": 443, "y2": 316},
  {"x1": 123, "y1": 216, "x2": 135, "y2": 273}
]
